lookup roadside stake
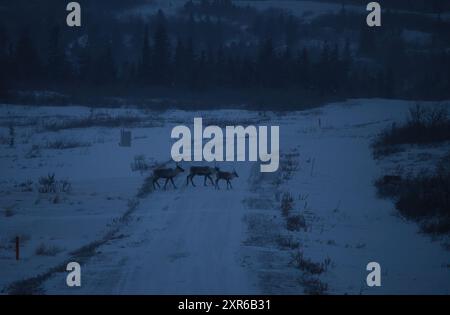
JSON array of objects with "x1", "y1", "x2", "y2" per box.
[{"x1": 16, "y1": 236, "x2": 19, "y2": 261}]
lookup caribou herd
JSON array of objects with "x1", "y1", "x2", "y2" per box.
[{"x1": 152, "y1": 164, "x2": 239, "y2": 190}]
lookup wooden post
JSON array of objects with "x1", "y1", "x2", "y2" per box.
[
  {"x1": 119, "y1": 129, "x2": 132, "y2": 147},
  {"x1": 15, "y1": 236, "x2": 19, "y2": 261}
]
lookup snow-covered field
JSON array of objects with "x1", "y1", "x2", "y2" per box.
[
  {"x1": 119, "y1": 0, "x2": 450, "y2": 22},
  {"x1": 0, "y1": 99, "x2": 449, "y2": 294},
  {"x1": 119, "y1": 0, "x2": 363, "y2": 20},
  {"x1": 238, "y1": 0, "x2": 363, "y2": 20}
]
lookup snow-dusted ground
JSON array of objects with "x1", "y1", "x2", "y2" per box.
[
  {"x1": 0, "y1": 99, "x2": 449, "y2": 294},
  {"x1": 118, "y1": 0, "x2": 185, "y2": 18},
  {"x1": 239, "y1": 0, "x2": 362, "y2": 20},
  {"x1": 119, "y1": 0, "x2": 450, "y2": 22},
  {"x1": 119, "y1": 0, "x2": 363, "y2": 20}
]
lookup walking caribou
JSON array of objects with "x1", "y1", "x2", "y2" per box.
[{"x1": 152, "y1": 164, "x2": 185, "y2": 190}]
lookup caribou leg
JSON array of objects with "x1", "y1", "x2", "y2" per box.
[
  {"x1": 207, "y1": 175, "x2": 214, "y2": 186},
  {"x1": 170, "y1": 177, "x2": 177, "y2": 189},
  {"x1": 153, "y1": 178, "x2": 160, "y2": 189},
  {"x1": 164, "y1": 178, "x2": 169, "y2": 190}
]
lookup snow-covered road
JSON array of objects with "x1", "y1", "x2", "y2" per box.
[{"x1": 113, "y1": 167, "x2": 258, "y2": 294}]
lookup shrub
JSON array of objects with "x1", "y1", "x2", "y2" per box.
[
  {"x1": 395, "y1": 171, "x2": 450, "y2": 221},
  {"x1": 38, "y1": 174, "x2": 72, "y2": 194},
  {"x1": 35, "y1": 243, "x2": 62, "y2": 256},
  {"x1": 44, "y1": 112, "x2": 142, "y2": 131},
  {"x1": 18, "y1": 180, "x2": 34, "y2": 192},
  {"x1": 375, "y1": 156, "x2": 450, "y2": 235},
  {"x1": 286, "y1": 214, "x2": 307, "y2": 231},
  {"x1": 59, "y1": 179, "x2": 72, "y2": 193},
  {"x1": 275, "y1": 234, "x2": 300, "y2": 250},
  {"x1": 374, "y1": 175, "x2": 402, "y2": 198},
  {"x1": 421, "y1": 218, "x2": 450, "y2": 235},
  {"x1": 281, "y1": 192, "x2": 294, "y2": 217},
  {"x1": 290, "y1": 251, "x2": 330, "y2": 275},
  {"x1": 38, "y1": 174, "x2": 56, "y2": 193},
  {"x1": 373, "y1": 104, "x2": 450, "y2": 158},
  {"x1": 131, "y1": 155, "x2": 150, "y2": 172},
  {"x1": 299, "y1": 276, "x2": 328, "y2": 295},
  {"x1": 281, "y1": 156, "x2": 299, "y2": 180},
  {"x1": 46, "y1": 138, "x2": 90, "y2": 150}
]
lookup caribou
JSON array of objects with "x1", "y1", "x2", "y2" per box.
[{"x1": 152, "y1": 164, "x2": 185, "y2": 190}]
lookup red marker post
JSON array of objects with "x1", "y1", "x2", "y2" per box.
[{"x1": 15, "y1": 236, "x2": 19, "y2": 261}]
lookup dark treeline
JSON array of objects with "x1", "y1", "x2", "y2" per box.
[{"x1": 0, "y1": 0, "x2": 450, "y2": 108}]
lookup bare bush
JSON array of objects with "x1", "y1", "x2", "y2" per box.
[
  {"x1": 409, "y1": 103, "x2": 448, "y2": 128},
  {"x1": 59, "y1": 179, "x2": 72, "y2": 193},
  {"x1": 38, "y1": 174, "x2": 56, "y2": 193},
  {"x1": 373, "y1": 104, "x2": 450, "y2": 158},
  {"x1": 299, "y1": 275, "x2": 328, "y2": 295},
  {"x1": 374, "y1": 175, "x2": 403, "y2": 198},
  {"x1": 375, "y1": 155, "x2": 450, "y2": 235},
  {"x1": 46, "y1": 138, "x2": 90, "y2": 150},
  {"x1": 281, "y1": 192, "x2": 294, "y2": 217},
  {"x1": 290, "y1": 251, "x2": 330, "y2": 275},
  {"x1": 275, "y1": 234, "x2": 300, "y2": 250},
  {"x1": 131, "y1": 155, "x2": 151, "y2": 173},
  {"x1": 286, "y1": 214, "x2": 307, "y2": 231},
  {"x1": 421, "y1": 217, "x2": 450, "y2": 235},
  {"x1": 44, "y1": 111, "x2": 142, "y2": 132},
  {"x1": 398, "y1": 171, "x2": 449, "y2": 220},
  {"x1": 16, "y1": 180, "x2": 33, "y2": 192},
  {"x1": 281, "y1": 157, "x2": 300, "y2": 180},
  {"x1": 38, "y1": 174, "x2": 72, "y2": 194},
  {"x1": 35, "y1": 243, "x2": 62, "y2": 256}
]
